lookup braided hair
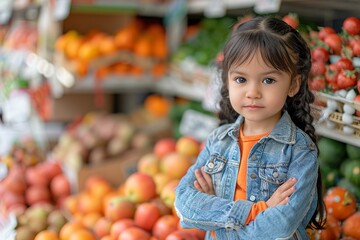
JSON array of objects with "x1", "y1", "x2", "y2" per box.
[{"x1": 218, "y1": 16, "x2": 325, "y2": 230}]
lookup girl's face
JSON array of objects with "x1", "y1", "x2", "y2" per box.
[{"x1": 228, "y1": 51, "x2": 297, "y2": 135}]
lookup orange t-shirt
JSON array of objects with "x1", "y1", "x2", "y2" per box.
[
  {"x1": 235, "y1": 127, "x2": 268, "y2": 224},
  {"x1": 211, "y1": 127, "x2": 268, "y2": 239}
]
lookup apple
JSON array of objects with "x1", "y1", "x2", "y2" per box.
[
  {"x1": 124, "y1": 172, "x2": 157, "y2": 203},
  {"x1": 94, "y1": 217, "x2": 112, "y2": 238},
  {"x1": 25, "y1": 185, "x2": 51, "y2": 205},
  {"x1": 104, "y1": 196, "x2": 136, "y2": 222},
  {"x1": 111, "y1": 218, "x2": 136, "y2": 240},
  {"x1": 357, "y1": 79, "x2": 360, "y2": 93},
  {"x1": 175, "y1": 136, "x2": 201, "y2": 159},
  {"x1": 160, "y1": 180, "x2": 180, "y2": 209},
  {"x1": 152, "y1": 215, "x2": 179, "y2": 240},
  {"x1": 137, "y1": 153, "x2": 161, "y2": 176},
  {"x1": 119, "y1": 226, "x2": 151, "y2": 240},
  {"x1": 153, "y1": 173, "x2": 172, "y2": 195},
  {"x1": 50, "y1": 174, "x2": 71, "y2": 198},
  {"x1": 165, "y1": 230, "x2": 198, "y2": 240},
  {"x1": 151, "y1": 197, "x2": 172, "y2": 216},
  {"x1": 354, "y1": 95, "x2": 360, "y2": 117},
  {"x1": 134, "y1": 202, "x2": 161, "y2": 231},
  {"x1": 160, "y1": 153, "x2": 193, "y2": 180},
  {"x1": 177, "y1": 222, "x2": 206, "y2": 240},
  {"x1": 154, "y1": 138, "x2": 177, "y2": 159}
]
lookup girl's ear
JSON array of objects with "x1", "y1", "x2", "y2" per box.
[{"x1": 288, "y1": 75, "x2": 301, "y2": 97}]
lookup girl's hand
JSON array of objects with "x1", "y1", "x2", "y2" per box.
[
  {"x1": 194, "y1": 167, "x2": 215, "y2": 195},
  {"x1": 266, "y1": 178, "x2": 297, "y2": 207}
]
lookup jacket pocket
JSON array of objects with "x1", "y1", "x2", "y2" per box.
[
  {"x1": 259, "y1": 165, "x2": 288, "y2": 198},
  {"x1": 203, "y1": 154, "x2": 227, "y2": 195},
  {"x1": 203, "y1": 154, "x2": 227, "y2": 174}
]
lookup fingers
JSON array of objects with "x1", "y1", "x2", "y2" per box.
[{"x1": 193, "y1": 167, "x2": 214, "y2": 195}]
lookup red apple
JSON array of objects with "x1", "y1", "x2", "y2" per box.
[
  {"x1": 160, "y1": 180, "x2": 180, "y2": 208},
  {"x1": 165, "y1": 230, "x2": 198, "y2": 240},
  {"x1": 154, "y1": 138, "x2": 177, "y2": 159},
  {"x1": 94, "y1": 217, "x2": 112, "y2": 238},
  {"x1": 124, "y1": 172, "x2": 157, "y2": 203},
  {"x1": 357, "y1": 79, "x2": 360, "y2": 93},
  {"x1": 50, "y1": 174, "x2": 71, "y2": 198},
  {"x1": 160, "y1": 153, "x2": 193, "y2": 180},
  {"x1": 175, "y1": 136, "x2": 201, "y2": 159},
  {"x1": 137, "y1": 153, "x2": 161, "y2": 176},
  {"x1": 119, "y1": 226, "x2": 151, "y2": 240},
  {"x1": 177, "y1": 222, "x2": 206, "y2": 240},
  {"x1": 152, "y1": 215, "x2": 179, "y2": 240},
  {"x1": 104, "y1": 196, "x2": 136, "y2": 222},
  {"x1": 110, "y1": 218, "x2": 136, "y2": 240},
  {"x1": 25, "y1": 185, "x2": 51, "y2": 205},
  {"x1": 134, "y1": 202, "x2": 161, "y2": 231}
]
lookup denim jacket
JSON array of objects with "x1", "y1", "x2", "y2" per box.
[{"x1": 174, "y1": 111, "x2": 318, "y2": 240}]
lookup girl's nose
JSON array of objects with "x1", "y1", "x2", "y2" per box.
[{"x1": 245, "y1": 83, "x2": 261, "y2": 99}]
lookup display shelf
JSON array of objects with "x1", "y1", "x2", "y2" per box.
[
  {"x1": 66, "y1": 75, "x2": 207, "y2": 101},
  {"x1": 315, "y1": 124, "x2": 360, "y2": 147}
]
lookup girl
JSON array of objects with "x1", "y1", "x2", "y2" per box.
[{"x1": 174, "y1": 16, "x2": 326, "y2": 240}]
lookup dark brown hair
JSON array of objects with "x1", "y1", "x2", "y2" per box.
[{"x1": 218, "y1": 16, "x2": 325, "y2": 230}]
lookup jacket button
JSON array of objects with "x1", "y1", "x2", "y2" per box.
[
  {"x1": 250, "y1": 195, "x2": 256, "y2": 201},
  {"x1": 250, "y1": 173, "x2": 257, "y2": 179},
  {"x1": 273, "y1": 171, "x2": 279, "y2": 178},
  {"x1": 208, "y1": 162, "x2": 214, "y2": 168},
  {"x1": 251, "y1": 155, "x2": 257, "y2": 160}
]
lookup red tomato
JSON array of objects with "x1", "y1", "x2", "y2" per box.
[
  {"x1": 352, "y1": 40, "x2": 360, "y2": 56},
  {"x1": 325, "y1": 63, "x2": 339, "y2": 83},
  {"x1": 311, "y1": 61, "x2": 326, "y2": 75},
  {"x1": 318, "y1": 27, "x2": 336, "y2": 41},
  {"x1": 311, "y1": 47, "x2": 330, "y2": 63},
  {"x1": 336, "y1": 58, "x2": 354, "y2": 70},
  {"x1": 343, "y1": 17, "x2": 360, "y2": 35},
  {"x1": 309, "y1": 76, "x2": 325, "y2": 91},
  {"x1": 324, "y1": 33, "x2": 342, "y2": 55},
  {"x1": 282, "y1": 13, "x2": 299, "y2": 29},
  {"x1": 337, "y1": 69, "x2": 358, "y2": 89}
]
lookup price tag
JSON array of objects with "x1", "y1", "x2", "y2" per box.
[
  {"x1": 179, "y1": 109, "x2": 219, "y2": 142},
  {"x1": 254, "y1": 0, "x2": 281, "y2": 14},
  {"x1": 54, "y1": 0, "x2": 71, "y2": 20}
]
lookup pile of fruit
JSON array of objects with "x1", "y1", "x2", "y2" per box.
[
  {"x1": 55, "y1": 18, "x2": 168, "y2": 78},
  {"x1": 3, "y1": 135, "x2": 204, "y2": 240},
  {"x1": 308, "y1": 16, "x2": 360, "y2": 97}
]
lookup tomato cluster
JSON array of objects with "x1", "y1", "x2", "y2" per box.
[{"x1": 308, "y1": 16, "x2": 360, "y2": 94}]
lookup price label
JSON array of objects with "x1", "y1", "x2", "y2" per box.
[
  {"x1": 254, "y1": 0, "x2": 281, "y2": 14},
  {"x1": 179, "y1": 109, "x2": 219, "y2": 142}
]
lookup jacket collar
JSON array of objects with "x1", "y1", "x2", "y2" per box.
[{"x1": 217, "y1": 111, "x2": 297, "y2": 144}]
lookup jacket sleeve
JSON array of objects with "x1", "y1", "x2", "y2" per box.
[
  {"x1": 215, "y1": 144, "x2": 319, "y2": 239},
  {"x1": 174, "y1": 133, "x2": 254, "y2": 231}
]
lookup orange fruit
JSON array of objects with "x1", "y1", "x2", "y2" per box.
[
  {"x1": 133, "y1": 36, "x2": 152, "y2": 57},
  {"x1": 77, "y1": 42, "x2": 100, "y2": 62},
  {"x1": 59, "y1": 221, "x2": 84, "y2": 240},
  {"x1": 81, "y1": 212, "x2": 102, "y2": 229},
  {"x1": 68, "y1": 229, "x2": 96, "y2": 240},
  {"x1": 34, "y1": 230, "x2": 59, "y2": 240}
]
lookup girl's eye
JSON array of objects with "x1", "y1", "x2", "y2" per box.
[
  {"x1": 234, "y1": 77, "x2": 246, "y2": 84},
  {"x1": 263, "y1": 78, "x2": 276, "y2": 84}
]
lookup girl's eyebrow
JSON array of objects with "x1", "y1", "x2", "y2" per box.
[{"x1": 229, "y1": 69, "x2": 281, "y2": 75}]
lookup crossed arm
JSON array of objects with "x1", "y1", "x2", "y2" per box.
[{"x1": 193, "y1": 166, "x2": 297, "y2": 210}]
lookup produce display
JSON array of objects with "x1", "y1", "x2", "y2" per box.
[
  {"x1": 308, "y1": 16, "x2": 360, "y2": 137},
  {"x1": 1, "y1": 1, "x2": 360, "y2": 240}
]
